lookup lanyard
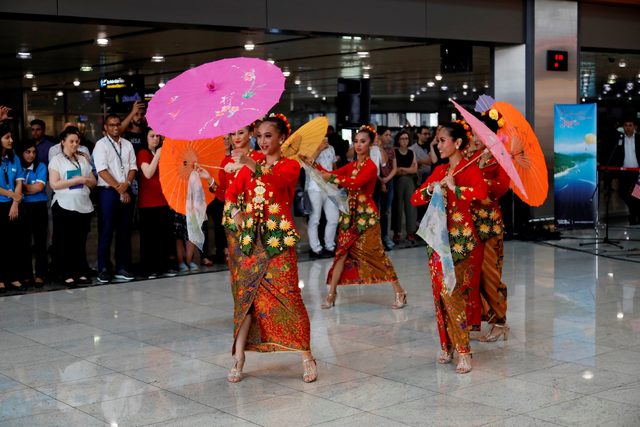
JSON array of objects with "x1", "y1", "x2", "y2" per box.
[
  {"x1": 106, "y1": 135, "x2": 124, "y2": 173},
  {"x1": 1, "y1": 159, "x2": 8, "y2": 187},
  {"x1": 63, "y1": 153, "x2": 81, "y2": 171}
]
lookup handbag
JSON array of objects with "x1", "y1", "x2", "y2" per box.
[{"x1": 293, "y1": 187, "x2": 312, "y2": 217}]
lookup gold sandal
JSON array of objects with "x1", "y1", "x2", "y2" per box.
[
  {"x1": 479, "y1": 324, "x2": 510, "y2": 342},
  {"x1": 321, "y1": 293, "x2": 337, "y2": 309},
  {"x1": 438, "y1": 350, "x2": 453, "y2": 364},
  {"x1": 392, "y1": 292, "x2": 407, "y2": 309},
  {"x1": 302, "y1": 358, "x2": 318, "y2": 383},
  {"x1": 227, "y1": 356, "x2": 245, "y2": 383},
  {"x1": 456, "y1": 353, "x2": 472, "y2": 374}
]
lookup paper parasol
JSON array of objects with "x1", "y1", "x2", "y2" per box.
[
  {"x1": 281, "y1": 117, "x2": 329, "y2": 162},
  {"x1": 147, "y1": 57, "x2": 285, "y2": 140}
]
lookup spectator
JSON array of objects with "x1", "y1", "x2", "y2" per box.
[
  {"x1": 17, "y1": 140, "x2": 49, "y2": 287},
  {"x1": 307, "y1": 137, "x2": 339, "y2": 259},
  {"x1": 49, "y1": 128, "x2": 96, "y2": 287},
  {"x1": 93, "y1": 114, "x2": 138, "y2": 283},
  {"x1": 172, "y1": 211, "x2": 201, "y2": 273},
  {"x1": 136, "y1": 129, "x2": 176, "y2": 278},
  {"x1": 429, "y1": 125, "x2": 447, "y2": 168},
  {"x1": 392, "y1": 129, "x2": 418, "y2": 244},
  {"x1": 0, "y1": 123, "x2": 25, "y2": 292},
  {"x1": 30, "y1": 119, "x2": 56, "y2": 166},
  {"x1": 610, "y1": 118, "x2": 640, "y2": 224},
  {"x1": 410, "y1": 126, "x2": 433, "y2": 184},
  {"x1": 48, "y1": 124, "x2": 91, "y2": 162},
  {"x1": 120, "y1": 101, "x2": 148, "y2": 153},
  {"x1": 377, "y1": 126, "x2": 396, "y2": 250}
]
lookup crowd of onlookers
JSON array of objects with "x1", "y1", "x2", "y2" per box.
[{"x1": 0, "y1": 99, "x2": 443, "y2": 293}]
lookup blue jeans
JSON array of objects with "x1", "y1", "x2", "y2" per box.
[{"x1": 97, "y1": 187, "x2": 134, "y2": 272}]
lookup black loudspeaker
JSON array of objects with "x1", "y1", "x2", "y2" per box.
[
  {"x1": 337, "y1": 78, "x2": 370, "y2": 127},
  {"x1": 440, "y1": 43, "x2": 473, "y2": 74}
]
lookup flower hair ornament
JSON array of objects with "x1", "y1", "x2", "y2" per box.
[
  {"x1": 484, "y1": 108, "x2": 506, "y2": 129},
  {"x1": 455, "y1": 119, "x2": 474, "y2": 145},
  {"x1": 358, "y1": 124, "x2": 377, "y2": 141},
  {"x1": 269, "y1": 113, "x2": 292, "y2": 138}
]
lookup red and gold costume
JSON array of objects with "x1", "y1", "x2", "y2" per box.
[
  {"x1": 317, "y1": 158, "x2": 398, "y2": 285},
  {"x1": 411, "y1": 159, "x2": 488, "y2": 354},
  {"x1": 224, "y1": 157, "x2": 310, "y2": 354},
  {"x1": 472, "y1": 155, "x2": 510, "y2": 326}
]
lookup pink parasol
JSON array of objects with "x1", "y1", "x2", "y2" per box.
[
  {"x1": 451, "y1": 99, "x2": 527, "y2": 198},
  {"x1": 147, "y1": 57, "x2": 284, "y2": 140}
]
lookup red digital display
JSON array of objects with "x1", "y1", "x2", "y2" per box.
[{"x1": 547, "y1": 50, "x2": 568, "y2": 71}]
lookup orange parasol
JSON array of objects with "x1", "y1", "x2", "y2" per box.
[
  {"x1": 159, "y1": 137, "x2": 226, "y2": 214},
  {"x1": 281, "y1": 116, "x2": 329, "y2": 162},
  {"x1": 493, "y1": 101, "x2": 549, "y2": 207}
]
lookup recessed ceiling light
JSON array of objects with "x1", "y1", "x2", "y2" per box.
[
  {"x1": 294, "y1": 77, "x2": 301, "y2": 85},
  {"x1": 618, "y1": 59, "x2": 627, "y2": 68},
  {"x1": 421, "y1": 87, "x2": 427, "y2": 92},
  {"x1": 73, "y1": 79, "x2": 81, "y2": 87},
  {"x1": 80, "y1": 65, "x2": 93, "y2": 72},
  {"x1": 435, "y1": 74, "x2": 443, "y2": 81},
  {"x1": 96, "y1": 37, "x2": 110, "y2": 47},
  {"x1": 158, "y1": 81, "x2": 165, "y2": 88},
  {"x1": 463, "y1": 91, "x2": 468, "y2": 95},
  {"x1": 353, "y1": 36, "x2": 362, "y2": 41},
  {"x1": 416, "y1": 90, "x2": 420, "y2": 95},
  {"x1": 322, "y1": 96, "x2": 326, "y2": 101},
  {"x1": 342, "y1": 36, "x2": 352, "y2": 40},
  {"x1": 282, "y1": 68, "x2": 291, "y2": 77},
  {"x1": 427, "y1": 81, "x2": 435, "y2": 87},
  {"x1": 83, "y1": 90, "x2": 91, "y2": 94},
  {"x1": 462, "y1": 83, "x2": 468, "y2": 89},
  {"x1": 452, "y1": 95, "x2": 457, "y2": 100},
  {"x1": 311, "y1": 90, "x2": 317, "y2": 95},
  {"x1": 314, "y1": 94, "x2": 319, "y2": 98},
  {"x1": 410, "y1": 94, "x2": 415, "y2": 99},
  {"x1": 244, "y1": 41, "x2": 255, "y2": 51},
  {"x1": 484, "y1": 83, "x2": 490, "y2": 89},
  {"x1": 31, "y1": 85, "x2": 38, "y2": 92},
  {"x1": 598, "y1": 96, "x2": 602, "y2": 100},
  {"x1": 363, "y1": 73, "x2": 370, "y2": 79},
  {"x1": 362, "y1": 64, "x2": 372, "y2": 70},
  {"x1": 267, "y1": 57, "x2": 275, "y2": 64},
  {"x1": 357, "y1": 51, "x2": 369, "y2": 57},
  {"x1": 56, "y1": 91, "x2": 64, "y2": 96},
  {"x1": 17, "y1": 51, "x2": 31, "y2": 59},
  {"x1": 441, "y1": 85, "x2": 448, "y2": 91},
  {"x1": 151, "y1": 55, "x2": 165, "y2": 63},
  {"x1": 24, "y1": 72, "x2": 34, "y2": 79},
  {"x1": 307, "y1": 85, "x2": 312, "y2": 91},
  {"x1": 472, "y1": 87, "x2": 477, "y2": 92}
]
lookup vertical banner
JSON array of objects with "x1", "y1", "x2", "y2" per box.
[{"x1": 554, "y1": 104, "x2": 597, "y2": 227}]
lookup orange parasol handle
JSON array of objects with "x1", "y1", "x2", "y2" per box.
[{"x1": 182, "y1": 160, "x2": 223, "y2": 170}]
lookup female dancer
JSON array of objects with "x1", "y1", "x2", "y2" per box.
[
  {"x1": 411, "y1": 122, "x2": 487, "y2": 373},
  {"x1": 301, "y1": 125, "x2": 407, "y2": 310},
  {"x1": 467, "y1": 112, "x2": 511, "y2": 341},
  {"x1": 223, "y1": 115, "x2": 317, "y2": 383}
]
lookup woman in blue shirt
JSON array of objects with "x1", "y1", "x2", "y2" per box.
[
  {"x1": 0, "y1": 123, "x2": 25, "y2": 292},
  {"x1": 17, "y1": 140, "x2": 49, "y2": 287}
]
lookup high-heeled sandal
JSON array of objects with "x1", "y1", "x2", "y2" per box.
[
  {"x1": 437, "y1": 350, "x2": 453, "y2": 364},
  {"x1": 227, "y1": 356, "x2": 245, "y2": 383},
  {"x1": 392, "y1": 291, "x2": 407, "y2": 310},
  {"x1": 456, "y1": 353, "x2": 472, "y2": 374},
  {"x1": 479, "y1": 324, "x2": 510, "y2": 342},
  {"x1": 302, "y1": 358, "x2": 318, "y2": 383},
  {"x1": 321, "y1": 292, "x2": 337, "y2": 309}
]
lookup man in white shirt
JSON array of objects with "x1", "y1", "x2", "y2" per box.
[
  {"x1": 307, "y1": 139, "x2": 339, "y2": 258},
  {"x1": 92, "y1": 114, "x2": 138, "y2": 283},
  {"x1": 611, "y1": 119, "x2": 640, "y2": 224}
]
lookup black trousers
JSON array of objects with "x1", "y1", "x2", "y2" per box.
[
  {"x1": 0, "y1": 202, "x2": 25, "y2": 283},
  {"x1": 203, "y1": 198, "x2": 227, "y2": 260},
  {"x1": 139, "y1": 205, "x2": 172, "y2": 274},
  {"x1": 52, "y1": 203, "x2": 91, "y2": 279},
  {"x1": 23, "y1": 201, "x2": 49, "y2": 279}
]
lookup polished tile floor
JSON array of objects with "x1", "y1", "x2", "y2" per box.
[{"x1": 1, "y1": 238, "x2": 640, "y2": 426}]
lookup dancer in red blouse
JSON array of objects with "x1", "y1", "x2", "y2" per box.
[
  {"x1": 224, "y1": 115, "x2": 316, "y2": 384},
  {"x1": 411, "y1": 122, "x2": 488, "y2": 374},
  {"x1": 466, "y1": 114, "x2": 511, "y2": 342},
  {"x1": 301, "y1": 125, "x2": 406, "y2": 310}
]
